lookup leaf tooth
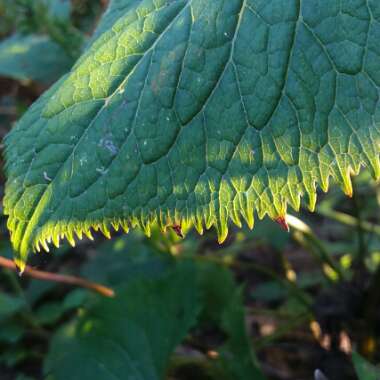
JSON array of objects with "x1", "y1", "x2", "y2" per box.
[
  {"x1": 182, "y1": 217, "x2": 192, "y2": 233},
  {"x1": 330, "y1": 159, "x2": 353, "y2": 198},
  {"x1": 52, "y1": 234, "x2": 60, "y2": 248},
  {"x1": 40, "y1": 239, "x2": 50, "y2": 252},
  {"x1": 171, "y1": 224, "x2": 183, "y2": 238},
  {"x1": 319, "y1": 174, "x2": 330, "y2": 193},
  {"x1": 14, "y1": 257, "x2": 26, "y2": 277},
  {"x1": 120, "y1": 221, "x2": 129, "y2": 234},
  {"x1": 75, "y1": 229, "x2": 83, "y2": 240},
  {"x1": 157, "y1": 211, "x2": 164, "y2": 229},
  {"x1": 216, "y1": 222, "x2": 228, "y2": 244},
  {"x1": 161, "y1": 210, "x2": 170, "y2": 227},
  {"x1": 205, "y1": 208, "x2": 214, "y2": 230},
  {"x1": 304, "y1": 177, "x2": 317, "y2": 212},
  {"x1": 141, "y1": 221, "x2": 151, "y2": 237},
  {"x1": 287, "y1": 186, "x2": 301, "y2": 212},
  {"x1": 339, "y1": 168, "x2": 353, "y2": 198},
  {"x1": 193, "y1": 215, "x2": 204, "y2": 235},
  {"x1": 84, "y1": 229, "x2": 94, "y2": 241},
  {"x1": 364, "y1": 155, "x2": 380, "y2": 181},
  {"x1": 256, "y1": 199, "x2": 267, "y2": 220},
  {"x1": 111, "y1": 221, "x2": 120, "y2": 232},
  {"x1": 230, "y1": 201, "x2": 242, "y2": 228},
  {"x1": 66, "y1": 230, "x2": 76, "y2": 247},
  {"x1": 238, "y1": 195, "x2": 253, "y2": 229},
  {"x1": 275, "y1": 215, "x2": 290, "y2": 232},
  {"x1": 100, "y1": 223, "x2": 111, "y2": 239},
  {"x1": 130, "y1": 217, "x2": 139, "y2": 229},
  {"x1": 216, "y1": 209, "x2": 228, "y2": 244},
  {"x1": 35, "y1": 241, "x2": 41, "y2": 253},
  {"x1": 318, "y1": 162, "x2": 330, "y2": 193}
]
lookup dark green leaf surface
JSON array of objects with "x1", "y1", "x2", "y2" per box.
[
  {"x1": 0, "y1": 293, "x2": 25, "y2": 322},
  {"x1": 44, "y1": 261, "x2": 200, "y2": 380},
  {"x1": 4, "y1": 0, "x2": 380, "y2": 270},
  {"x1": 81, "y1": 233, "x2": 174, "y2": 286},
  {"x1": 218, "y1": 289, "x2": 266, "y2": 380},
  {"x1": 0, "y1": 34, "x2": 73, "y2": 83},
  {"x1": 197, "y1": 262, "x2": 266, "y2": 379}
]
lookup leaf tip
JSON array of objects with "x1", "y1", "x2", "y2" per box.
[
  {"x1": 171, "y1": 224, "x2": 184, "y2": 238},
  {"x1": 14, "y1": 258, "x2": 26, "y2": 277},
  {"x1": 275, "y1": 215, "x2": 290, "y2": 232}
]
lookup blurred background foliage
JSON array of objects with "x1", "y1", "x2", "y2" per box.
[{"x1": 0, "y1": 1, "x2": 380, "y2": 379}]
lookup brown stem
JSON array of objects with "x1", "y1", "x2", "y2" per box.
[{"x1": 0, "y1": 256, "x2": 115, "y2": 298}]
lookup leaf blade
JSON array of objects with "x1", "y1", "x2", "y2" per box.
[{"x1": 4, "y1": 0, "x2": 380, "y2": 269}]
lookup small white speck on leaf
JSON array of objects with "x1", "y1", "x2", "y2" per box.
[
  {"x1": 99, "y1": 136, "x2": 118, "y2": 155},
  {"x1": 43, "y1": 172, "x2": 52, "y2": 182},
  {"x1": 96, "y1": 167, "x2": 108, "y2": 175}
]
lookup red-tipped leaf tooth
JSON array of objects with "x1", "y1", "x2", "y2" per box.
[
  {"x1": 171, "y1": 224, "x2": 184, "y2": 238},
  {"x1": 275, "y1": 215, "x2": 290, "y2": 232}
]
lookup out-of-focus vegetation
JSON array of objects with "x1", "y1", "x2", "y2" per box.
[{"x1": 0, "y1": 1, "x2": 380, "y2": 379}]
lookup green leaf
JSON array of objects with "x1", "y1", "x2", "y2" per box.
[
  {"x1": 197, "y1": 262, "x2": 266, "y2": 379},
  {"x1": 62, "y1": 289, "x2": 88, "y2": 310},
  {"x1": 218, "y1": 289, "x2": 266, "y2": 380},
  {"x1": 197, "y1": 261, "x2": 236, "y2": 324},
  {"x1": 35, "y1": 302, "x2": 66, "y2": 326},
  {"x1": 352, "y1": 351, "x2": 380, "y2": 380},
  {"x1": 251, "y1": 281, "x2": 287, "y2": 302},
  {"x1": 0, "y1": 321, "x2": 25, "y2": 344},
  {"x1": 4, "y1": 0, "x2": 380, "y2": 270},
  {"x1": 0, "y1": 34, "x2": 74, "y2": 83},
  {"x1": 44, "y1": 261, "x2": 200, "y2": 380},
  {"x1": 0, "y1": 292, "x2": 25, "y2": 322},
  {"x1": 81, "y1": 234, "x2": 174, "y2": 286}
]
